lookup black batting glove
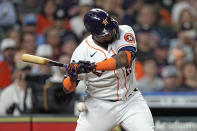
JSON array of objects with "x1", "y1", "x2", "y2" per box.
[{"x1": 76, "y1": 61, "x2": 96, "y2": 73}]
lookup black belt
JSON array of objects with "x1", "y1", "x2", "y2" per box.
[{"x1": 108, "y1": 88, "x2": 138, "y2": 102}]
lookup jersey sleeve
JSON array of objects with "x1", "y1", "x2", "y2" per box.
[
  {"x1": 71, "y1": 37, "x2": 90, "y2": 62},
  {"x1": 116, "y1": 25, "x2": 137, "y2": 54},
  {"x1": 70, "y1": 41, "x2": 87, "y2": 80}
]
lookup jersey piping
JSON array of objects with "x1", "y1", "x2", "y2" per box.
[{"x1": 85, "y1": 38, "x2": 107, "y2": 59}]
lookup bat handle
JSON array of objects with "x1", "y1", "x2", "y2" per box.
[
  {"x1": 47, "y1": 60, "x2": 65, "y2": 67},
  {"x1": 63, "y1": 64, "x2": 68, "y2": 68}
]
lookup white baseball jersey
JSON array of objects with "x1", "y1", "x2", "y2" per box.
[{"x1": 71, "y1": 25, "x2": 137, "y2": 100}]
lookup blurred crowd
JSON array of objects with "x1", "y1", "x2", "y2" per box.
[{"x1": 0, "y1": 0, "x2": 197, "y2": 115}]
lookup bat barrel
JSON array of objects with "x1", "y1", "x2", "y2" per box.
[
  {"x1": 22, "y1": 54, "x2": 47, "y2": 65},
  {"x1": 22, "y1": 54, "x2": 66, "y2": 67}
]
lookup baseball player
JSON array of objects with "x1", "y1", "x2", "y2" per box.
[{"x1": 63, "y1": 8, "x2": 154, "y2": 131}]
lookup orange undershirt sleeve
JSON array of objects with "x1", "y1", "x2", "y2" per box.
[
  {"x1": 63, "y1": 77, "x2": 76, "y2": 92},
  {"x1": 95, "y1": 57, "x2": 116, "y2": 71},
  {"x1": 95, "y1": 51, "x2": 132, "y2": 71}
]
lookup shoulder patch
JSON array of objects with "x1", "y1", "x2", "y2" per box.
[{"x1": 124, "y1": 33, "x2": 135, "y2": 43}]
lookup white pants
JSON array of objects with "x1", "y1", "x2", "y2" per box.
[{"x1": 75, "y1": 91, "x2": 154, "y2": 131}]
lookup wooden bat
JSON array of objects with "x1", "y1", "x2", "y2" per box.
[{"x1": 22, "y1": 54, "x2": 67, "y2": 67}]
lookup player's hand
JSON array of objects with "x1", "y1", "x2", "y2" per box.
[
  {"x1": 64, "y1": 61, "x2": 95, "y2": 80},
  {"x1": 65, "y1": 63, "x2": 78, "y2": 81},
  {"x1": 77, "y1": 60, "x2": 96, "y2": 73}
]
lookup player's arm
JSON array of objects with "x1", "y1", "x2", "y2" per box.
[
  {"x1": 113, "y1": 51, "x2": 132, "y2": 68},
  {"x1": 62, "y1": 63, "x2": 79, "y2": 93},
  {"x1": 62, "y1": 49, "x2": 135, "y2": 92},
  {"x1": 96, "y1": 29, "x2": 137, "y2": 71},
  {"x1": 63, "y1": 77, "x2": 77, "y2": 93},
  {"x1": 71, "y1": 48, "x2": 136, "y2": 73},
  {"x1": 62, "y1": 61, "x2": 86, "y2": 93},
  {"x1": 95, "y1": 50, "x2": 135, "y2": 71}
]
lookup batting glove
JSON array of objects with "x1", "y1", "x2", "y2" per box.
[
  {"x1": 64, "y1": 63, "x2": 78, "y2": 81},
  {"x1": 64, "y1": 61, "x2": 96, "y2": 81},
  {"x1": 77, "y1": 61, "x2": 96, "y2": 73}
]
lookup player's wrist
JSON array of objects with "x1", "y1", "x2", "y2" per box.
[{"x1": 63, "y1": 77, "x2": 76, "y2": 94}]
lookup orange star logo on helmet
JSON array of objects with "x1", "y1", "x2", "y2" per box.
[{"x1": 102, "y1": 18, "x2": 108, "y2": 26}]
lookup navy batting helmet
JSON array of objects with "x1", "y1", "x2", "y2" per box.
[{"x1": 84, "y1": 8, "x2": 118, "y2": 36}]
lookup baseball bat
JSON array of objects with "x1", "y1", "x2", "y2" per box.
[{"x1": 22, "y1": 54, "x2": 67, "y2": 67}]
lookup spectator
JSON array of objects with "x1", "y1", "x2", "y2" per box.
[
  {"x1": 54, "y1": 0, "x2": 65, "y2": 8},
  {"x1": 69, "y1": 0, "x2": 93, "y2": 38},
  {"x1": 20, "y1": 31, "x2": 37, "y2": 55},
  {"x1": 61, "y1": 0, "x2": 80, "y2": 19},
  {"x1": 194, "y1": 40, "x2": 197, "y2": 66},
  {"x1": 53, "y1": 7, "x2": 71, "y2": 32},
  {"x1": 135, "y1": 4, "x2": 166, "y2": 44},
  {"x1": 180, "y1": 62, "x2": 197, "y2": 91},
  {"x1": 22, "y1": 13, "x2": 37, "y2": 33},
  {"x1": 53, "y1": 7, "x2": 78, "y2": 43},
  {"x1": 137, "y1": 58, "x2": 164, "y2": 92},
  {"x1": 160, "y1": 65, "x2": 181, "y2": 92},
  {"x1": 14, "y1": 31, "x2": 36, "y2": 69},
  {"x1": 174, "y1": 9, "x2": 196, "y2": 31},
  {"x1": 169, "y1": 22, "x2": 195, "y2": 63},
  {"x1": 61, "y1": 39, "x2": 78, "y2": 56},
  {"x1": 0, "y1": 38, "x2": 16, "y2": 91},
  {"x1": 12, "y1": 31, "x2": 36, "y2": 65},
  {"x1": 0, "y1": 61, "x2": 32, "y2": 116},
  {"x1": 17, "y1": 0, "x2": 41, "y2": 22},
  {"x1": 0, "y1": 1, "x2": 17, "y2": 27},
  {"x1": 154, "y1": 39, "x2": 169, "y2": 75},
  {"x1": 31, "y1": 44, "x2": 54, "y2": 75},
  {"x1": 8, "y1": 28, "x2": 21, "y2": 51},
  {"x1": 188, "y1": 0, "x2": 197, "y2": 24},
  {"x1": 169, "y1": 48, "x2": 185, "y2": 71},
  {"x1": 22, "y1": 13, "x2": 45, "y2": 46},
  {"x1": 44, "y1": 27, "x2": 61, "y2": 60},
  {"x1": 123, "y1": 0, "x2": 144, "y2": 26},
  {"x1": 171, "y1": 0, "x2": 197, "y2": 24},
  {"x1": 36, "y1": 0, "x2": 56, "y2": 34},
  {"x1": 136, "y1": 26, "x2": 154, "y2": 62},
  {"x1": 157, "y1": 2, "x2": 172, "y2": 26}
]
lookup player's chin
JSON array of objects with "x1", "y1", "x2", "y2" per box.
[{"x1": 104, "y1": 38, "x2": 115, "y2": 44}]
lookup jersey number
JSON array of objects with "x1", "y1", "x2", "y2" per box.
[{"x1": 93, "y1": 71, "x2": 105, "y2": 77}]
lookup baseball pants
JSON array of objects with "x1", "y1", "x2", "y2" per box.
[{"x1": 75, "y1": 91, "x2": 154, "y2": 131}]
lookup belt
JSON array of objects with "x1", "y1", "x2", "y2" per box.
[{"x1": 108, "y1": 88, "x2": 138, "y2": 102}]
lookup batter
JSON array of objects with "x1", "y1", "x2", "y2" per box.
[{"x1": 63, "y1": 8, "x2": 154, "y2": 131}]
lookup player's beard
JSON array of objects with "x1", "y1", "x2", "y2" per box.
[
  {"x1": 106, "y1": 29, "x2": 118, "y2": 43},
  {"x1": 93, "y1": 29, "x2": 118, "y2": 49}
]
